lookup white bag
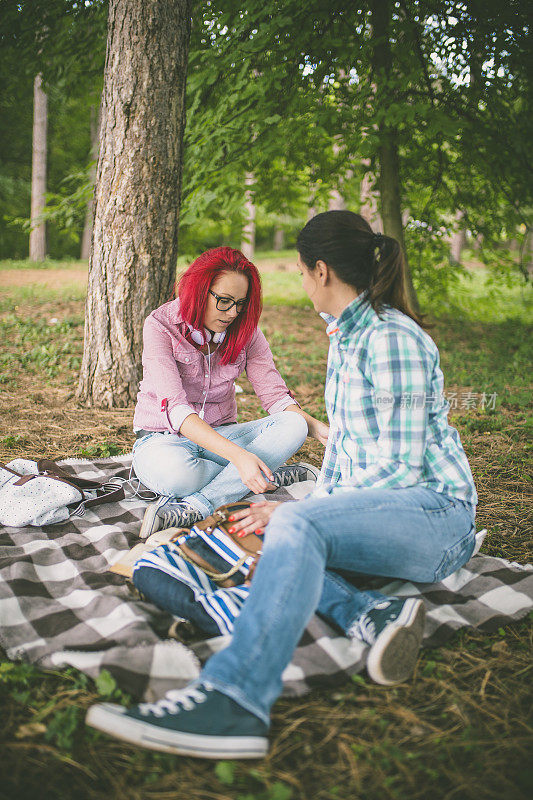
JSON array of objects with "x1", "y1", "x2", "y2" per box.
[{"x1": 0, "y1": 458, "x2": 124, "y2": 527}]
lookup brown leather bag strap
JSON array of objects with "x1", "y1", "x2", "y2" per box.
[
  {"x1": 195, "y1": 500, "x2": 254, "y2": 532},
  {"x1": 36, "y1": 459, "x2": 102, "y2": 489},
  {"x1": 82, "y1": 485, "x2": 125, "y2": 508},
  {"x1": 12, "y1": 473, "x2": 85, "y2": 498},
  {"x1": 176, "y1": 542, "x2": 248, "y2": 585},
  {"x1": 0, "y1": 462, "x2": 23, "y2": 477}
]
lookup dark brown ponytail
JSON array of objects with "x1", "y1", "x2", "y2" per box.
[{"x1": 297, "y1": 211, "x2": 425, "y2": 327}]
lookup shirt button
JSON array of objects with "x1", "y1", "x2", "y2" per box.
[{"x1": 184, "y1": 357, "x2": 190, "y2": 363}]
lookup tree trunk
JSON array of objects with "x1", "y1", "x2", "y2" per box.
[
  {"x1": 241, "y1": 172, "x2": 256, "y2": 259},
  {"x1": 80, "y1": 103, "x2": 101, "y2": 261},
  {"x1": 77, "y1": 0, "x2": 192, "y2": 407},
  {"x1": 359, "y1": 163, "x2": 382, "y2": 229},
  {"x1": 273, "y1": 227, "x2": 285, "y2": 250},
  {"x1": 328, "y1": 188, "x2": 346, "y2": 211},
  {"x1": 328, "y1": 139, "x2": 349, "y2": 212},
  {"x1": 450, "y1": 210, "x2": 467, "y2": 265},
  {"x1": 370, "y1": 0, "x2": 419, "y2": 311},
  {"x1": 29, "y1": 73, "x2": 47, "y2": 262}
]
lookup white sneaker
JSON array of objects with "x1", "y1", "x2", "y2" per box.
[{"x1": 349, "y1": 597, "x2": 426, "y2": 686}]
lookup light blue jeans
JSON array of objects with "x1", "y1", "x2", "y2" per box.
[
  {"x1": 132, "y1": 411, "x2": 309, "y2": 517},
  {"x1": 201, "y1": 485, "x2": 476, "y2": 725}
]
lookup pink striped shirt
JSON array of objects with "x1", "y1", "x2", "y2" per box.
[{"x1": 133, "y1": 298, "x2": 297, "y2": 433}]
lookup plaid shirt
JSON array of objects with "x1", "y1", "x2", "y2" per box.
[{"x1": 315, "y1": 295, "x2": 477, "y2": 507}]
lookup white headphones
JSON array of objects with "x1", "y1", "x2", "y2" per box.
[{"x1": 186, "y1": 323, "x2": 226, "y2": 346}]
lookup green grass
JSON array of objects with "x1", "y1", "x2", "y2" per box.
[
  {"x1": 261, "y1": 272, "x2": 312, "y2": 307},
  {"x1": 0, "y1": 258, "x2": 85, "y2": 271},
  {"x1": 0, "y1": 255, "x2": 531, "y2": 800},
  {"x1": 0, "y1": 313, "x2": 84, "y2": 379},
  {"x1": 421, "y1": 269, "x2": 532, "y2": 323},
  {"x1": 0, "y1": 284, "x2": 87, "y2": 312},
  {"x1": 2, "y1": 256, "x2": 530, "y2": 320}
]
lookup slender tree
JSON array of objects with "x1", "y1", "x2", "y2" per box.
[
  {"x1": 29, "y1": 73, "x2": 47, "y2": 261},
  {"x1": 241, "y1": 172, "x2": 256, "y2": 259},
  {"x1": 80, "y1": 103, "x2": 100, "y2": 261},
  {"x1": 370, "y1": 0, "x2": 417, "y2": 308},
  {"x1": 77, "y1": 0, "x2": 192, "y2": 407}
]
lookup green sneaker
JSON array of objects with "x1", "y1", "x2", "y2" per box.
[
  {"x1": 86, "y1": 682, "x2": 268, "y2": 759},
  {"x1": 349, "y1": 597, "x2": 425, "y2": 686}
]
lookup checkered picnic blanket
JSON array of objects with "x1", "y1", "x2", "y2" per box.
[{"x1": 0, "y1": 455, "x2": 531, "y2": 702}]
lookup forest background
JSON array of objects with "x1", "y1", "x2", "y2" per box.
[
  {"x1": 1, "y1": 0, "x2": 531, "y2": 281},
  {"x1": 0, "y1": 1, "x2": 531, "y2": 799}
]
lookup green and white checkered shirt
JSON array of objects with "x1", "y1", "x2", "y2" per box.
[{"x1": 315, "y1": 295, "x2": 477, "y2": 507}]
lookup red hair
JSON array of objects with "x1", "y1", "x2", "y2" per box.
[{"x1": 177, "y1": 247, "x2": 262, "y2": 365}]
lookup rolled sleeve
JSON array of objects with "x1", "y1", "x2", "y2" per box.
[
  {"x1": 168, "y1": 404, "x2": 197, "y2": 433},
  {"x1": 267, "y1": 394, "x2": 300, "y2": 415},
  {"x1": 245, "y1": 329, "x2": 299, "y2": 414}
]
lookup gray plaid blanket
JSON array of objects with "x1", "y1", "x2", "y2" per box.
[{"x1": 0, "y1": 455, "x2": 531, "y2": 702}]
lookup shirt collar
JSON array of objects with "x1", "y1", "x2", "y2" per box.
[{"x1": 325, "y1": 291, "x2": 373, "y2": 340}]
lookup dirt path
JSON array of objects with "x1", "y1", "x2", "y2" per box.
[
  {"x1": 0, "y1": 254, "x2": 299, "y2": 292},
  {"x1": 0, "y1": 268, "x2": 88, "y2": 289}
]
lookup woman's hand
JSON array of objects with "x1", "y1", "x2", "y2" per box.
[
  {"x1": 227, "y1": 501, "x2": 281, "y2": 537},
  {"x1": 232, "y1": 451, "x2": 276, "y2": 496},
  {"x1": 307, "y1": 417, "x2": 330, "y2": 446}
]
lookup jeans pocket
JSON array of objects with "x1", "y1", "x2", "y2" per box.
[
  {"x1": 434, "y1": 527, "x2": 476, "y2": 582},
  {"x1": 133, "y1": 433, "x2": 151, "y2": 450},
  {"x1": 425, "y1": 499, "x2": 455, "y2": 514}
]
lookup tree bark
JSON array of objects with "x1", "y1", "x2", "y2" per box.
[
  {"x1": 273, "y1": 227, "x2": 285, "y2": 250},
  {"x1": 328, "y1": 188, "x2": 346, "y2": 211},
  {"x1": 241, "y1": 172, "x2": 256, "y2": 259},
  {"x1": 77, "y1": 0, "x2": 192, "y2": 407},
  {"x1": 29, "y1": 73, "x2": 47, "y2": 262},
  {"x1": 80, "y1": 103, "x2": 101, "y2": 261},
  {"x1": 450, "y1": 209, "x2": 467, "y2": 265},
  {"x1": 359, "y1": 163, "x2": 382, "y2": 229},
  {"x1": 370, "y1": 0, "x2": 419, "y2": 310}
]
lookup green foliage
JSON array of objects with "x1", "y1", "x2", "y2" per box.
[
  {"x1": 1, "y1": 0, "x2": 530, "y2": 297},
  {"x1": 95, "y1": 669, "x2": 117, "y2": 697},
  {"x1": 236, "y1": 782, "x2": 293, "y2": 800},
  {"x1": 0, "y1": 0, "x2": 105, "y2": 258},
  {"x1": 78, "y1": 441, "x2": 124, "y2": 459},
  {"x1": 214, "y1": 760, "x2": 236, "y2": 785},
  {"x1": 178, "y1": 0, "x2": 531, "y2": 290},
  {"x1": 0, "y1": 313, "x2": 83, "y2": 376},
  {"x1": 44, "y1": 705, "x2": 82, "y2": 750}
]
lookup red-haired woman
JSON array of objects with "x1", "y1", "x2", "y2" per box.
[{"x1": 133, "y1": 246, "x2": 328, "y2": 536}]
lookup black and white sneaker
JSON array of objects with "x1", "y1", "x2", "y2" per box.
[
  {"x1": 271, "y1": 462, "x2": 320, "y2": 488},
  {"x1": 349, "y1": 597, "x2": 425, "y2": 686},
  {"x1": 140, "y1": 497, "x2": 203, "y2": 539},
  {"x1": 86, "y1": 682, "x2": 269, "y2": 759}
]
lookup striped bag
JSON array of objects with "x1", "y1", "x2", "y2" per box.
[{"x1": 132, "y1": 503, "x2": 262, "y2": 636}]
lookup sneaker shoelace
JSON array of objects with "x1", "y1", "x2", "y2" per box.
[
  {"x1": 272, "y1": 466, "x2": 305, "y2": 487},
  {"x1": 349, "y1": 600, "x2": 392, "y2": 645},
  {"x1": 350, "y1": 614, "x2": 377, "y2": 645},
  {"x1": 138, "y1": 682, "x2": 213, "y2": 718},
  {"x1": 160, "y1": 504, "x2": 200, "y2": 529}
]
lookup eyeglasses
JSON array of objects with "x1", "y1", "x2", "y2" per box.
[{"x1": 209, "y1": 290, "x2": 247, "y2": 313}]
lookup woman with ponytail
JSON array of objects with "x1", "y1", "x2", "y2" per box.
[{"x1": 88, "y1": 213, "x2": 478, "y2": 759}]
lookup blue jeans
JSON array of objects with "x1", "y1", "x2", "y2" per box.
[
  {"x1": 200, "y1": 485, "x2": 476, "y2": 725},
  {"x1": 132, "y1": 411, "x2": 308, "y2": 517},
  {"x1": 132, "y1": 540, "x2": 390, "y2": 639}
]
